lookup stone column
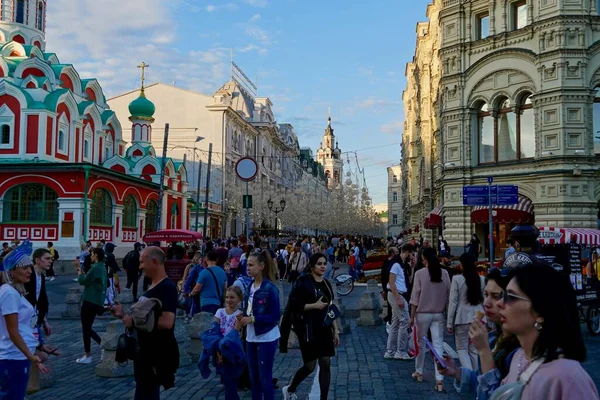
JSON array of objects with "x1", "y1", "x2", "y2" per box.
[
  {"x1": 116, "y1": 288, "x2": 134, "y2": 314},
  {"x1": 175, "y1": 319, "x2": 192, "y2": 367},
  {"x1": 95, "y1": 320, "x2": 134, "y2": 377},
  {"x1": 333, "y1": 297, "x2": 350, "y2": 334},
  {"x1": 61, "y1": 287, "x2": 83, "y2": 318},
  {"x1": 357, "y1": 280, "x2": 383, "y2": 326}
]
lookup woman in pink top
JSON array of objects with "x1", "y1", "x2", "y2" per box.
[
  {"x1": 409, "y1": 247, "x2": 451, "y2": 392},
  {"x1": 490, "y1": 260, "x2": 599, "y2": 400}
]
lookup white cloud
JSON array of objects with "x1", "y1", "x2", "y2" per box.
[
  {"x1": 249, "y1": 14, "x2": 261, "y2": 22},
  {"x1": 357, "y1": 97, "x2": 401, "y2": 109},
  {"x1": 45, "y1": 0, "x2": 229, "y2": 97},
  {"x1": 206, "y1": 3, "x2": 238, "y2": 12},
  {"x1": 245, "y1": 0, "x2": 268, "y2": 7},
  {"x1": 238, "y1": 14, "x2": 270, "y2": 44},
  {"x1": 380, "y1": 120, "x2": 404, "y2": 134},
  {"x1": 238, "y1": 44, "x2": 268, "y2": 55}
]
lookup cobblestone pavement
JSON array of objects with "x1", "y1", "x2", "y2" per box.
[{"x1": 35, "y1": 274, "x2": 600, "y2": 399}]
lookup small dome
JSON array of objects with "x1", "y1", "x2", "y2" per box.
[{"x1": 129, "y1": 91, "x2": 155, "y2": 118}]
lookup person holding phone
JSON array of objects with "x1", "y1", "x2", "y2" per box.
[
  {"x1": 409, "y1": 247, "x2": 450, "y2": 392},
  {"x1": 75, "y1": 247, "x2": 107, "y2": 364},
  {"x1": 281, "y1": 253, "x2": 340, "y2": 400}
]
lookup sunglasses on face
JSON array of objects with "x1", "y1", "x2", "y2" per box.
[{"x1": 503, "y1": 291, "x2": 531, "y2": 304}]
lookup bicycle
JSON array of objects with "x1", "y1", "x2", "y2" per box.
[{"x1": 331, "y1": 264, "x2": 354, "y2": 296}]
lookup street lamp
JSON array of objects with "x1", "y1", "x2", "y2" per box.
[
  {"x1": 193, "y1": 136, "x2": 204, "y2": 232},
  {"x1": 267, "y1": 197, "x2": 286, "y2": 238}
]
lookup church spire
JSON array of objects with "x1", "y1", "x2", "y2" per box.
[{"x1": 324, "y1": 109, "x2": 334, "y2": 138}]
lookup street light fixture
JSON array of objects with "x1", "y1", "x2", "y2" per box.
[{"x1": 267, "y1": 197, "x2": 286, "y2": 237}]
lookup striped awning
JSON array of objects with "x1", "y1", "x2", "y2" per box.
[
  {"x1": 538, "y1": 227, "x2": 600, "y2": 246},
  {"x1": 424, "y1": 206, "x2": 443, "y2": 229},
  {"x1": 471, "y1": 195, "x2": 534, "y2": 224}
]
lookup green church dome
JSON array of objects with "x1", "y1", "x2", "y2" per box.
[{"x1": 128, "y1": 90, "x2": 155, "y2": 118}]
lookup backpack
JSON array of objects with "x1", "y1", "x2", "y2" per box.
[
  {"x1": 131, "y1": 298, "x2": 162, "y2": 332},
  {"x1": 53, "y1": 249, "x2": 59, "y2": 261},
  {"x1": 276, "y1": 251, "x2": 286, "y2": 269}
]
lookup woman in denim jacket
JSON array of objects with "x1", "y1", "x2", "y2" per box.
[
  {"x1": 438, "y1": 266, "x2": 519, "y2": 400},
  {"x1": 237, "y1": 250, "x2": 280, "y2": 400}
]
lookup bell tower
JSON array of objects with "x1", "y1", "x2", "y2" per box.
[
  {"x1": 0, "y1": 0, "x2": 47, "y2": 49},
  {"x1": 316, "y1": 109, "x2": 343, "y2": 189}
]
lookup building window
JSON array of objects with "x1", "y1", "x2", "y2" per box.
[
  {"x1": 0, "y1": 124, "x2": 9, "y2": 144},
  {"x1": 15, "y1": 0, "x2": 24, "y2": 23},
  {"x1": 84, "y1": 139, "x2": 90, "y2": 159},
  {"x1": 477, "y1": 95, "x2": 534, "y2": 164},
  {"x1": 58, "y1": 130, "x2": 66, "y2": 152},
  {"x1": 37, "y1": 2, "x2": 44, "y2": 30},
  {"x1": 512, "y1": 1, "x2": 527, "y2": 30},
  {"x1": 393, "y1": 191, "x2": 398, "y2": 202},
  {"x1": 592, "y1": 89, "x2": 600, "y2": 155},
  {"x1": 145, "y1": 200, "x2": 158, "y2": 233},
  {"x1": 392, "y1": 175, "x2": 398, "y2": 183},
  {"x1": 392, "y1": 214, "x2": 398, "y2": 225},
  {"x1": 123, "y1": 195, "x2": 137, "y2": 228},
  {"x1": 90, "y1": 189, "x2": 113, "y2": 225},
  {"x1": 476, "y1": 12, "x2": 490, "y2": 39},
  {"x1": 2, "y1": 184, "x2": 58, "y2": 222}
]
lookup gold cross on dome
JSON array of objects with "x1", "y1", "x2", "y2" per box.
[{"x1": 137, "y1": 62, "x2": 150, "y2": 90}]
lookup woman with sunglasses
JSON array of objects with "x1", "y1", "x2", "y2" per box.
[
  {"x1": 438, "y1": 266, "x2": 520, "y2": 400},
  {"x1": 281, "y1": 253, "x2": 340, "y2": 400},
  {"x1": 489, "y1": 260, "x2": 599, "y2": 399}
]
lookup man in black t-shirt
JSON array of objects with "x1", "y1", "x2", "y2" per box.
[{"x1": 114, "y1": 246, "x2": 179, "y2": 400}]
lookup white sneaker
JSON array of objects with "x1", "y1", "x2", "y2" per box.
[
  {"x1": 75, "y1": 355, "x2": 92, "y2": 364},
  {"x1": 282, "y1": 385, "x2": 298, "y2": 400},
  {"x1": 383, "y1": 352, "x2": 395, "y2": 359},
  {"x1": 48, "y1": 277, "x2": 55, "y2": 282},
  {"x1": 73, "y1": 278, "x2": 78, "y2": 282}
]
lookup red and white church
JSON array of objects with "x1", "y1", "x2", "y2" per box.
[{"x1": 0, "y1": 1, "x2": 189, "y2": 259}]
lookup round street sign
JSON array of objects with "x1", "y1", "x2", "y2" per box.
[{"x1": 235, "y1": 157, "x2": 258, "y2": 182}]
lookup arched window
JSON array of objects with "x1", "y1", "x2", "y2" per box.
[
  {"x1": 58, "y1": 130, "x2": 66, "y2": 152},
  {"x1": 477, "y1": 96, "x2": 534, "y2": 164},
  {"x1": 0, "y1": 125, "x2": 9, "y2": 144},
  {"x1": 90, "y1": 189, "x2": 113, "y2": 225},
  {"x1": 2, "y1": 184, "x2": 58, "y2": 222},
  {"x1": 15, "y1": 0, "x2": 24, "y2": 23},
  {"x1": 84, "y1": 139, "x2": 90, "y2": 159},
  {"x1": 37, "y1": 2, "x2": 44, "y2": 30},
  {"x1": 592, "y1": 89, "x2": 600, "y2": 155},
  {"x1": 123, "y1": 195, "x2": 137, "y2": 228},
  {"x1": 478, "y1": 103, "x2": 494, "y2": 163},
  {"x1": 145, "y1": 200, "x2": 158, "y2": 233}
]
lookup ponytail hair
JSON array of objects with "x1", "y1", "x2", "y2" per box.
[{"x1": 249, "y1": 250, "x2": 277, "y2": 282}]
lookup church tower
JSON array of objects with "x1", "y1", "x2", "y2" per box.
[
  {"x1": 316, "y1": 111, "x2": 343, "y2": 189},
  {"x1": 0, "y1": 0, "x2": 47, "y2": 50}
]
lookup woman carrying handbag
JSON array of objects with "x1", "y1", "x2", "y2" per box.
[{"x1": 280, "y1": 253, "x2": 340, "y2": 400}]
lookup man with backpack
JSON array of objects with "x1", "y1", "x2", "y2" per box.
[
  {"x1": 227, "y1": 239, "x2": 244, "y2": 278},
  {"x1": 123, "y1": 243, "x2": 142, "y2": 301},
  {"x1": 189, "y1": 250, "x2": 227, "y2": 314}
]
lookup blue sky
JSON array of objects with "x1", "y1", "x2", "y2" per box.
[{"x1": 46, "y1": 0, "x2": 432, "y2": 205}]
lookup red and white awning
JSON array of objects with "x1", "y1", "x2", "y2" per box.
[
  {"x1": 471, "y1": 195, "x2": 534, "y2": 224},
  {"x1": 424, "y1": 206, "x2": 442, "y2": 229},
  {"x1": 538, "y1": 227, "x2": 600, "y2": 246}
]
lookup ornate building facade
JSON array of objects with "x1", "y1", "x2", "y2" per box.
[
  {"x1": 404, "y1": 0, "x2": 600, "y2": 258},
  {"x1": 401, "y1": 0, "x2": 443, "y2": 243},
  {"x1": 0, "y1": 2, "x2": 188, "y2": 260},
  {"x1": 387, "y1": 165, "x2": 403, "y2": 237},
  {"x1": 316, "y1": 114, "x2": 343, "y2": 189}
]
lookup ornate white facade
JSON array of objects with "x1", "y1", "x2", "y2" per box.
[
  {"x1": 403, "y1": 0, "x2": 600, "y2": 257},
  {"x1": 387, "y1": 165, "x2": 403, "y2": 237}
]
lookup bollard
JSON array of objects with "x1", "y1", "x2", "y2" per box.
[
  {"x1": 186, "y1": 312, "x2": 214, "y2": 363},
  {"x1": 366, "y1": 279, "x2": 379, "y2": 293},
  {"x1": 61, "y1": 287, "x2": 83, "y2": 318},
  {"x1": 333, "y1": 297, "x2": 351, "y2": 334},
  {"x1": 27, "y1": 356, "x2": 55, "y2": 394},
  {"x1": 95, "y1": 320, "x2": 134, "y2": 377},
  {"x1": 116, "y1": 288, "x2": 134, "y2": 314},
  {"x1": 175, "y1": 319, "x2": 192, "y2": 367},
  {"x1": 356, "y1": 290, "x2": 383, "y2": 326}
]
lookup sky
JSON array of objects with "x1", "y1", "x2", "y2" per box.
[{"x1": 45, "y1": 0, "x2": 433, "y2": 205}]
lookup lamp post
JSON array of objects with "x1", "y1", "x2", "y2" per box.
[
  {"x1": 267, "y1": 197, "x2": 286, "y2": 238},
  {"x1": 193, "y1": 136, "x2": 204, "y2": 232}
]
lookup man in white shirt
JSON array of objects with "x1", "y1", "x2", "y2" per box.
[{"x1": 384, "y1": 245, "x2": 412, "y2": 360}]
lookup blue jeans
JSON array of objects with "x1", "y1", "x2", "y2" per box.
[
  {"x1": 222, "y1": 369, "x2": 240, "y2": 400},
  {"x1": 247, "y1": 340, "x2": 277, "y2": 400},
  {"x1": 0, "y1": 359, "x2": 31, "y2": 400}
]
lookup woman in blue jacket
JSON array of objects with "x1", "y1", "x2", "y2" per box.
[{"x1": 237, "y1": 249, "x2": 280, "y2": 400}]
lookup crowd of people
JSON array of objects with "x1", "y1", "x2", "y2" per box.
[
  {"x1": 1, "y1": 231, "x2": 600, "y2": 399},
  {"x1": 380, "y1": 233, "x2": 600, "y2": 399}
]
